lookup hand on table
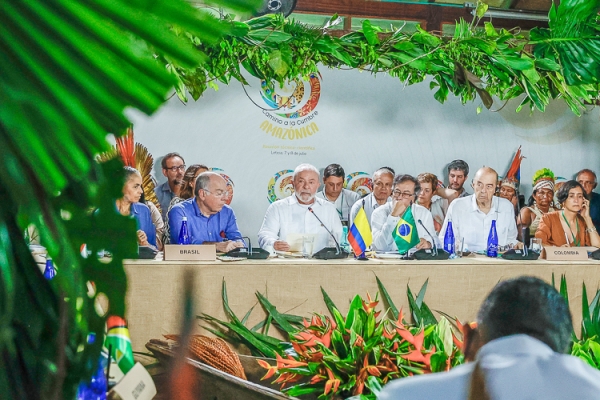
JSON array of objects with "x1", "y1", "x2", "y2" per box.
[
  {"x1": 274, "y1": 241, "x2": 290, "y2": 251},
  {"x1": 415, "y1": 238, "x2": 432, "y2": 250},
  {"x1": 216, "y1": 241, "x2": 244, "y2": 253}
]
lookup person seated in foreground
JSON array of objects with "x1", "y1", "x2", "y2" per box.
[
  {"x1": 168, "y1": 172, "x2": 244, "y2": 252},
  {"x1": 116, "y1": 167, "x2": 157, "y2": 248},
  {"x1": 415, "y1": 172, "x2": 458, "y2": 234},
  {"x1": 446, "y1": 159, "x2": 471, "y2": 199},
  {"x1": 372, "y1": 174, "x2": 437, "y2": 252},
  {"x1": 258, "y1": 163, "x2": 342, "y2": 254},
  {"x1": 379, "y1": 276, "x2": 600, "y2": 400},
  {"x1": 316, "y1": 163, "x2": 360, "y2": 225},
  {"x1": 535, "y1": 180, "x2": 600, "y2": 248},
  {"x1": 518, "y1": 168, "x2": 556, "y2": 242},
  {"x1": 576, "y1": 169, "x2": 600, "y2": 231},
  {"x1": 164, "y1": 164, "x2": 209, "y2": 244},
  {"x1": 349, "y1": 167, "x2": 395, "y2": 225},
  {"x1": 439, "y1": 167, "x2": 521, "y2": 252}
]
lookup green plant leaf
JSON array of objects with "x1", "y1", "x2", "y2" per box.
[
  {"x1": 362, "y1": 20, "x2": 380, "y2": 46},
  {"x1": 376, "y1": 275, "x2": 399, "y2": 320},
  {"x1": 255, "y1": 291, "x2": 296, "y2": 334}
]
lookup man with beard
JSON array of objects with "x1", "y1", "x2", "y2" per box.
[
  {"x1": 155, "y1": 152, "x2": 186, "y2": 219},
  {"x1": 258, "y1": 163, "x2": 342, "y2": 254},
  {"x1": 447, "y1": 159, "x2": 470, "y2": 198}
]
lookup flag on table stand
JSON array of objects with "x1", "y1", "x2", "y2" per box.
[
  {"x1": 104, "y1": 315, "x2": 135, "y2": 375},
  {"x1": 392, "y1": 206, "x2": 420, "y2": 254},
  {"x1": 348, "y1": 201, "x2": 372, "y2": 257}
]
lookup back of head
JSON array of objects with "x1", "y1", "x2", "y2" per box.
[{"x1": 477, "y1": 276, "x2": 573, "y2": 353}]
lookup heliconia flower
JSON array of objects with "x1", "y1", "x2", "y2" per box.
[
  {"x1": 396, "y1": 327, "x2": 415, "y2": 345},
  {"x1": 397, "y1": 308, "x2": 405, "y2": 327},
  {"x1": 275, "y1": 353, "x2": 308, "y2": 369},
  {"x1": 367, "y1": 366, "x2": 381, "y2": 376},
  {"x1": 310, "y1": 375, "x2": 325, "y2": 384},
  {"x1": 401, "y1": 349, "x2": 426, "y2": 363},
  {"x1": 353, "y1": 381, "x2": 365, "y2": 395},
  {"x1": 452, "y1": 333, "x2": 463, "y2": 349},
  {"x1": 302, "y1": 318, "x2": 310, "y2": 328},
  {"x1": 324, "y1": 378, "x2": 341, "y2": 395},
  {"x1": 413, "y1": 330, "x2": 424, "y2": 351},
  {"x1": 257, "y1": 359, "x2": 278, "y2": 380},
  {"x1": 382, "y1": 327, "x2": 395, "y2": 340}
]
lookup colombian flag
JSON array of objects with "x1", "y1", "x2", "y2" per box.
[
  {"x1": 392, "y1": 206, "x2": 420, "y2": 254},
  {"x1": 348, "y1": 206, "x2": 372, "y2": 256}
]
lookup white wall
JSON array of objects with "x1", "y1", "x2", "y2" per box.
[{"x1": 129, "y1": 67, "x2": 600, "y2": 243}]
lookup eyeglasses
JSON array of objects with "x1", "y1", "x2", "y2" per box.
[
  {"x1": 203, "y1": 189, "x2": 230, "y2": 198},
  {"x1": 165, "y1": 165, "x2": 186, "y2": 172},
  {"x1": 392, "y1": 190, "x2": 415, "y2": 199}
]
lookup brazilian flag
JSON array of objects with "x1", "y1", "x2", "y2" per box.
[{"x1": 392, "y1": 206, "x2": 420, "y2": 254}]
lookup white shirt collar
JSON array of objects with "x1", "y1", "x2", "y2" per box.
[
  {"x1": 476, "y1": 334, "x2": 554, "y2": 361},
  {"x1": 470, "y1": 194, "x2": 498, "y2": 214}
]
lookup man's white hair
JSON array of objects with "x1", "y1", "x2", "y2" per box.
[{"x1": 293, "y1": 163, "x2": 320, "y2": 180}]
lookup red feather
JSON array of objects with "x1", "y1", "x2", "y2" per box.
[{"x1": 505, "y1": 146, "x2": 524, "y2": 181}]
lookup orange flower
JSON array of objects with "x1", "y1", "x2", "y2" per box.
[{"x1": 257, "y1": 359, "x2": 278, "y2": 380}]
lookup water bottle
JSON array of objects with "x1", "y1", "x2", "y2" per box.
[
  {"x1": 44, "y1": 258, "x2": 56, "y2": 280},
  {"x1": 443, "y1": 220, "x2": 455, "y2": 255},
  {"x1": 178, "y1": 216, "x2": 190, "y2": 245},
  {"x1": 487, "y1": 220, "x2": 498, "y2": 257}
]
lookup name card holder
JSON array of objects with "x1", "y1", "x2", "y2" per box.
[
  {"x1": 164, "y1": 244, "x2": 216, "y2": 261},
  {"x1": 544, "y1": 246, "x2": 589, "y2": 261}
]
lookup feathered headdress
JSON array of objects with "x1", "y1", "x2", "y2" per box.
[
  {"x1": 500, "y1": 146, "x2": 524, "y2": 190},
  {"x1": 97, "y1": 127, "x2": 161, "y2": 212},
  {"x1": 532, "y1": 168, "x2": 555, "y2": 192}
]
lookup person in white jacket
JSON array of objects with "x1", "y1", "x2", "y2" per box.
[
  {"x1": 258, "y1": 163, "x2": 342, "y2": 254},
  {"x1": 371, "y1": 174, "x2": 437, "y2": 252}
]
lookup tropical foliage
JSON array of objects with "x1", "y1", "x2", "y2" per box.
[
  {"x1": 0, "y1": 0, "x2": 256, "y2": 398},
  {"x1": 554, "y1": 274, "x2": 600, "y2": 369},
  {"x1": 200, "y1": 278, "x2": 465, "y2": 399},
  {"x1": 167, "y1": 0, "x2": 600, "y2": 115}
]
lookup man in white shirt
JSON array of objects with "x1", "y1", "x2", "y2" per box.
[
  {"x1": 258, "y1": 163, "x2": 342, "y2": 254},
  {"x1": 439, "y1": 167, "x2": 521, "y2": 252},
  {"x1": 379, "y1": 276, "x2": 600, "y2": 400},
  {"x1": 372, "y1": 174, "x2": 437, "y2": 252},
  {"x1": 316, "y1": 163, "x2": 360, "y2": 225},
  {"x1": 349, "y1": 167, "x2": 394, "y2": 226}
]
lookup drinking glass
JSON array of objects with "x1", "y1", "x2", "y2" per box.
[
  {"x1": 302, "y1": 236, "x2": 315, "y2": 258},
  {"x1": 454, "y1": 238, "x2": 463, "y2": 257},
  {"x1": 530, "y1": 238, "x2": 542, "y2": 254}
]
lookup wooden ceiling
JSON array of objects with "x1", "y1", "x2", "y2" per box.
[{"x1": 293, "y1": 0, "x2": 551, "y2": 33}]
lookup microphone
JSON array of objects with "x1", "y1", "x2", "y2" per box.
[
  {"x1": 308, "y1": 206, "x2": 349, "y2": 260},
  {"x1": 226, "y1": 236, "x2": 270, "y2": 259},
  {"x1": 414, "y1": 218, "x2": 450, "y2": 260},
  {"x1": 418, "y1": 219, "x2": 438, "y2": 256}
]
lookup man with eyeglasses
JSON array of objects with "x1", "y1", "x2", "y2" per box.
[
  {"x1": 258, "y1": 163, "x2": 342, "y2": 254},
  {"x1": 439, "y1": 167, "x2": 521, "y2": 252},
  {"x1": 155, "y1": 152, "x2": 186, "y2": 219},
  {"x1": 349, "y1": 167, "x2": 395, "y2": 227},
  {"x1": 576, "y1": 169, "x2": 600, "y2": 231},
  {"x1": 371, "y1": 174, "x2": 437, "y2": 252},
  {"x1": 168, "y1": 172, "x2": 244, "y2": 252}
]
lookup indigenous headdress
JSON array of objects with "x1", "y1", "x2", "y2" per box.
[
  {"x1": 97, "y1": 127, "x2": 161, "y2": 212},
  {"x1": 500, "y1": 146, "x2": 524, "y2": 190},
  {"x1": 532, "y1": 168, "x2": 555, "y2": 193}
]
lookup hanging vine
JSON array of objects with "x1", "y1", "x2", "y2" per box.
[{"x1": 162, "y1": 0, "x2": 600, "y2": 115}]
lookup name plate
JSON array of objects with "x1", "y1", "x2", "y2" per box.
[
  {"x1": 164, "y1": 244, "x2": 216, "y2": 261},
  {"x1": 544, "y1": 246, "x2": 589, "y2": 261}
]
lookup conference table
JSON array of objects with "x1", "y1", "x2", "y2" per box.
[{"x1": 124, "y1": 255, "x2": 600, "y2": 352}]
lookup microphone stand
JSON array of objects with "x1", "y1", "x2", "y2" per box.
[
  {"x1": 514, "y1": 187, "x2": 529, "y2": 257},
  {"x1": 417, "y1": 219, "x2": 438, "y2": 256},
  {"x1": 308, "y1": 206, "x2": 348, "y2": 259}
]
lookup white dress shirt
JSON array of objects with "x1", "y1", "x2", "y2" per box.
[
  {"x1": 371, "y1": 202, "x2": 439, "y2": 252},
  {"x1": 316, "y1": 188, "x2": 361, "y2": 223},
  {"x1": 258, "y1": 195, "x2": 343, "y2": 254},
  {"x1": 379, "y1": 334, "x2": 600, "y2": 400},
  {"x1": 438, "y1": 195, "x2": 518, "y2": 252},
  {"x1": 349, "y1": 193, "x2": 391, "y2": 227}
]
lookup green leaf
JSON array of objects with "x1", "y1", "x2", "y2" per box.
[
  {"x1": 475, "y1": 2, "x2": 489, "y2": 18},
  {"x1": 248, "y1": 29, "x2": 292, "y2": 43},
  {"x1": 255, "y1": 291, "x2": 296, "y2": 334},
  {"x1": 345, "y1": 294, "x2": 364, "y2": 330},
  {"x1": 362, "y1": 20, "x2": 380, "y2": 46},
  {"x1": 406, "y1": 283, "x2": 422, "y2": 325},
  {"x1": 376, "y1": 275, "x2": 399, "y2": 320},
  {"x1": 436, "y1": 317, "x2": 454, "y2": 357},
  {"x1": 321, "y1": 286, "x2": 340, "y2": 318}
]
